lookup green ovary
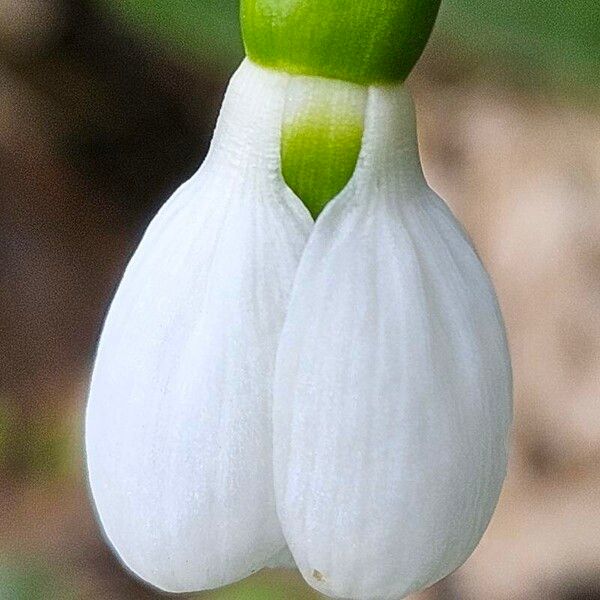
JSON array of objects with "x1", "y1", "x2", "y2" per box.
[{"x1": 242, "y1": 0, "x2": 441, "y2": 85}]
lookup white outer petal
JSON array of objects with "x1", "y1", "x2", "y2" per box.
[
  {"x1": 86, "y1": 60, "x2": 311, "y2": 593},
  {"x1": 273, "y1": 84, "x2": 512, "y2": 600}
]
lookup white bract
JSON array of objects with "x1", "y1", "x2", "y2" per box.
[{"x1": 86, "y1": 60, "x2": 512, "y2": 600}]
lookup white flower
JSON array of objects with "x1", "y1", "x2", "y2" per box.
[{"x1": 86, "y1": 59, "x2": 512, "y2": 599}]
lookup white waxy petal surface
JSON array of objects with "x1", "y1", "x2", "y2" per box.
[
  {"x1": 86, "y1": 60, "x2": 311, "y2": 593},
  {"x1": 273, "y1": 84, "x2": 512, "y2": 599}
]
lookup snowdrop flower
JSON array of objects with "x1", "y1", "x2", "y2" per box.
[{"x1": 86, "y1": 1, "x2": 512, "y2": 599}]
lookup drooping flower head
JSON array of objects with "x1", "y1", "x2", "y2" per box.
[{"x1": 86, "y1": 2, "x2": 512, "y2": 599}]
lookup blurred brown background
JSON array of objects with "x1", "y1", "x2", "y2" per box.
[{"x1": 1, "y1": 0, "x2": 599, "y2": 598}]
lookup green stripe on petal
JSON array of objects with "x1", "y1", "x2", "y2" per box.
[{"x1": 281, "y1": 76, "x2": 367, "y2": 218}]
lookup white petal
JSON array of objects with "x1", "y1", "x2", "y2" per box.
[
  {"x1": 86, "y1": 60, "x2": 312, "y2": 593},
  {"x1": 273, "y1": 84, "x2": 512, "y2": 600},
  {"x1": 264, "y1": 546, "x2": 298, "y2": 570}
]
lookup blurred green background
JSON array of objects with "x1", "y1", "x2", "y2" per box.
[{"x1": 1, "y1": 1, "x2": 599, "y2": 599}]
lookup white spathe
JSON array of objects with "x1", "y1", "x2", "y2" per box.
[
  {"x1": 273, "y1": 84, "x2": 512, "y2": 599},
  {"x1": 86, "y1": 59, "x2": 512, "y2": 600},
  {"x1": 85, "y1": 60, "x2": 311, "y2": 593}
]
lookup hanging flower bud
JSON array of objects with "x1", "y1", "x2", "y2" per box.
[{"x1": 86, "y1": 1, "x2": 512, "y2": 598}]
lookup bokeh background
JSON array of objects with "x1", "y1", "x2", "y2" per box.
[{"x1": 1, "y1": 1, "x2": 599, "y2": 598}]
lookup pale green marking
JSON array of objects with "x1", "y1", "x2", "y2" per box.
[{"x1": 281, "y1": 77, "x2": 367, "y2": 218}]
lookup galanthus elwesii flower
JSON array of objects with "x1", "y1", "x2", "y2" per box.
[{"x1": 86, "y1": 2, "x2": 512, "y2": 599}]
